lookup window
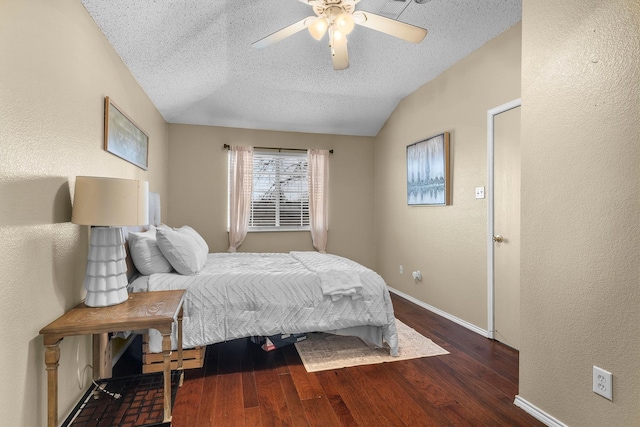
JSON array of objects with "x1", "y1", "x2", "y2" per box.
[{"x1": 247, "y1": 151, "x2": 310, "y2": 231}]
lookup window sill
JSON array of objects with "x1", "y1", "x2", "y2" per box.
[{"x1": 247, "y1": 227, "x2": 310, "y2": 232}]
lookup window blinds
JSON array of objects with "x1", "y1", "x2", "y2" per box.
[{"x1": 250, "y1": 151, "x2": 309, "y2": 230}]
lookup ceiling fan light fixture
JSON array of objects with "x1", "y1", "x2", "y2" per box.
[
  {"x1": 252, "y1": 0, "x2": 428, "y2": 71},
  {"x1": 308, "y1": 17, "x2": 329, "y2": 40},
  {"x1": 334, "y1": 12, "x2": 355, "y2": 35},
  {"x1": 332, "y1": 28, "x2": 346, "y2": 44}
]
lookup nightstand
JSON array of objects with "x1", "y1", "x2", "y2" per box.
[{"x1": 39, "y1": 290, "x2": 185, "y2": 427}]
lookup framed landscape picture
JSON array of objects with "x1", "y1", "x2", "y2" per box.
[
  {"x1": 104, "y1": 96, "x2": 148, "y2": 170},
  {"x1": 407, "y1": 132, "x2": 451, "y2": 206}
]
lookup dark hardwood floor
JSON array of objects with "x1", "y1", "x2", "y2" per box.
[{"x1": 158, "y1": 293, "x2": 544, "y2": 427}]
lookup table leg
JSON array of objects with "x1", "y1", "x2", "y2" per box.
[
  {"x1": 177, "y1": 307, "x2": 184, "y2": 386},
  {"x1": 44, "y1": 342, "x2": 60, "y2": 427},
  {"x1": 161, "y1": 332, "x2": 172, "y2": 423}
]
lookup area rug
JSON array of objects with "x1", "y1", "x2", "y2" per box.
[{"x1": 294, "y1": 320, "x2": 449, "y2": 372}]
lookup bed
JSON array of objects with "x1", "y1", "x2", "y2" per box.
[{"x1": 124, "y1": 194, "x2": 398, "y2": 372}]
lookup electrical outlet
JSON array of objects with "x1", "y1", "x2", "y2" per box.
[
  {"x1": 399, "y1": 265, "x2": 403, "y2": 274},
  {"x1": 593, "y1": 366, "x2": 613, "y2": 400}
]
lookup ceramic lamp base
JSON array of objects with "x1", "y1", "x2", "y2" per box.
[{"x1": 84, "y1": 227, "x2": 129, "y2": 307}]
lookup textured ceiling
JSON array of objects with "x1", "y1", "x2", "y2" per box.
[{"x1": 81, "y1": 0, "x2": 521, "y2": 136}]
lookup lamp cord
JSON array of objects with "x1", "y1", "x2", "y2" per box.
[{"x1": 92, "y1": 380, "x2": 121, "y2": 400}]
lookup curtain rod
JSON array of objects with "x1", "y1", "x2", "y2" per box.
[{"x1": 223, "y1": 144, "x2": 333, "y2": 154}]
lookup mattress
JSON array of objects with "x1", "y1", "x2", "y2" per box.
[{"x1": 137, "y1": 251, "x2": 398, "y2": 356}]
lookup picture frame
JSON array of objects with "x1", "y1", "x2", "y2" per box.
[
  {"x1": 104, "y1": 96, "x2": 148, "y2": 170},
  {"x1": 407, "y1": 132, "x2": 451, "y2": 206}
]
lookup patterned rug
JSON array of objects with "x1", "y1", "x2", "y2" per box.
[
  {"x1": 63, "y1": 371, "x2": 180, "y2": 427},
  {"x1": 294, "y1": 319, "x2": 449, "y2": 372}
]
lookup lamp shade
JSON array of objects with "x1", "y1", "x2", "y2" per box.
[
  {"x1": 308, "y1": 17, "x2": 329, "y2": 40},
  {"x1": 72, "y1": 176, "x2": 149, "y2": 226},
  {"x1": 334, "y1": 13, "x2": 355, "y2": 35}
]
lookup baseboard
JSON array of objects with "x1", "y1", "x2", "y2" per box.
[
  {"x1": 514, "y1": 396, "x2": 567, "y2": 427},
  {"x1": 387, "y1": 286, "x2": 490, "y2": 338}
]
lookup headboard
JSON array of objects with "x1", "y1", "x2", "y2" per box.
[
  {"x1": 124, "y1": 191, "x2": 161, "y2": 281},
  {"x1": 147, "y1": 191, "x2": 161, "y2": 227}
]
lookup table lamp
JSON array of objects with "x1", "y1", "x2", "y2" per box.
[{"x1": 72, "y1": 176, "x2": 149, "y2": 307}]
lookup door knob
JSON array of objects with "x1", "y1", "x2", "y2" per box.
[{"x1": 493, "y1": 235, "x2": 504, "y2": 243}]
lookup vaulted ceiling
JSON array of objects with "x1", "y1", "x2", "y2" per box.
[{"x1": 81, "y1": 0, "x2": 521, "y2": 136}]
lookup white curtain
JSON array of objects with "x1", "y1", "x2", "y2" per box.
[
  {"x1": 228, "y1": 145, "x2": 253, "y2": 252},
  {"x1": 308, "y1": 149, "x2": 329, "y2": 253}
]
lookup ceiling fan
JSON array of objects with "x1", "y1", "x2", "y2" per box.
[{"x1": 252, "y1": 0, "x2": 428, "y2": 70}]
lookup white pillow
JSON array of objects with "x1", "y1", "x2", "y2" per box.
[
  {"x1": 180, "y1": 225, "x2": 209, "y2": 254},
  {"x1": 128, "y1": 226, "x2": 174, "y2": 275},
  {"x1": 156, "y1": 225, "x2": 208, "y2": 275}
]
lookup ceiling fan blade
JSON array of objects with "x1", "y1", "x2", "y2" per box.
[
  {"x1": 331, "y1": 37, "x2": 349, "y2": 70},
  {"x1": 252, "y1": 17, "x2": 313, "y2": 49},
  {"x1": 353, "y1": 11, "x2": 427, "y2": 43}
]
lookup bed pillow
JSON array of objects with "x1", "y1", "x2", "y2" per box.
[
  {"x1": 180, "y1": 225, "x2": 209, "y2": 254},
  {"x1": 156, "y1": 225, "x2": 208, "y2": 275},
  {"x1": 127, "y1": 226, "x2": 174, "y2": 275}
]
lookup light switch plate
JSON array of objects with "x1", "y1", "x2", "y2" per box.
[{"x1": 475, "y1": 187, "x2": 485, "y2": 199}]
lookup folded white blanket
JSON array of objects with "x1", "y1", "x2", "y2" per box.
[{"x1": 319, "y1": 270, "x2": 363, "y2": 301}]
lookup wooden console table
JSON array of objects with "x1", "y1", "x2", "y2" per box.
[{"x1": 39, "y1": 290, "x2": 185, "y2": 427}]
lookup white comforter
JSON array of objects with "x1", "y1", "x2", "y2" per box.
[{"x1": 144, "y1": 251, "x2": 398, "y2": 356}]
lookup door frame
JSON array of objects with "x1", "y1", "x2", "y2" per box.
[{"x1": 487, "y1": 98, "x2": 521, "y2": 340}]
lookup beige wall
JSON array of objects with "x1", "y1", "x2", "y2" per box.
[
  {"x1": 0, "y1": 1, "x2": 169, "y2": 425},
  {"x1": 519, "y1": 1, "x2": 639, "y2": 425},
  {"x1": 373, "y1": 23, "x2": 522, "y2": 329},
  {"x1": 167, "y1": 125, "x2": 376, "y2": 268}
]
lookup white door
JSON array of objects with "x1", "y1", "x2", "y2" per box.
[{"x1": 492, "y1": 105, "x2": 521, "y2": 349}]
